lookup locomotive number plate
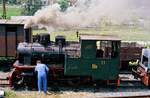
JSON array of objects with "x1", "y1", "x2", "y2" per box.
[{"x1": 92, "y1": 64, "x2": 98, "y2": 69}]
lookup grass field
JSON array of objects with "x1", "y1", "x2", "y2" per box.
[
  {"x1": 0, "y1": 5, "x2": 22, "y2": 19},
  {"x1": 33, "y1": 26, "x2": 150, "y2": 41}
]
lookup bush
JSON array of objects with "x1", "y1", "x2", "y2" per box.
[{"x1": 0, "y1": 57, "x2": 15, "y2": 71}]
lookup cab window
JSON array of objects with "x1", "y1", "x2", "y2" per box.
[
  {"x1": 96, "y1": 41, "x2": 119, "y2": 59},
  {"x1": 142, "y1": 56, "x2": 148, "y2": 67}
]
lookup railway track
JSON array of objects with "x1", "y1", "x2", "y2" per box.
[
  {"x1": 0, "y1": 72, "x2": 149, "y2": 98},
  {"x1": 0, "y1": 71, "x2": 10, "y2": 88},
  {"x1": 0, "y1": 78, "x2": 9, "y2": 87}
]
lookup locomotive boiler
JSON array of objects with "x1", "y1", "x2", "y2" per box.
[{"x1": 9, "y1": 33, "x2": 121, "y2": 88}]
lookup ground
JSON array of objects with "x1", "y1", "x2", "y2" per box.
[
  {"x1": 4, "y1": 88, "x2": 93, "y2": 98},
  {"x1": 3, "y1": 86, "x2": 150, "y2": 98}
]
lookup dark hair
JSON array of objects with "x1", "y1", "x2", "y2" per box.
[{"x1": 37, "y1": 60, "x2": 41, "y2": 63}]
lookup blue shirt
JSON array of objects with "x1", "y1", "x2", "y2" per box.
[{"x1": 35, "y1": 63, "x2": 49, "y2": 77}]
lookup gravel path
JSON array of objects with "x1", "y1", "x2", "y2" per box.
[{"x1": 8, "y1": 87, "x2": 149, "y2": 98}]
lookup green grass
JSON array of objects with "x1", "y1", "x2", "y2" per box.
[
  {"x1": 4, "y1": 89, "x2": 17, "y2": 98},
  {"x1": 32, "y1": 26, "x2": 150, "y2": 41},
  {"x1": 0, "y1": 5, "x2": 22, "y2": 19}
]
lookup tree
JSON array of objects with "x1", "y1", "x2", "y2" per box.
[
  {"x1": 7, "y1": 0, "x2": 16, "y2": 4},
  {"x1": 58, "y1": 0, "x2": 69, "y2": 12},
  {"x1": 21, "y1": 0, "x2": 42, "y2": 16},
  {"x1": 0, "y1": 0, "x2": 27, "y2": 4},
  {"x1": 7, "y1": 0, "x2": 28, "y2": 5}
]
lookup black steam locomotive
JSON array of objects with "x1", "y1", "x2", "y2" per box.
[{"x1": 9, "y1": 30, "x2": 121, "y2": 88}]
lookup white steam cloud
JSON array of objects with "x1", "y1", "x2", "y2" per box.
[{"x1": 24, "y1": 0, "x2": 150, "y2": 32}]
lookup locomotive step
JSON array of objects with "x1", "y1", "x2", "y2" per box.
[
  {"x1": 119, "y1": 71, "x2": 132, "y2": 74},
  {"x1": 119, "y1": 73, "x2": 144, "y2": 87}
]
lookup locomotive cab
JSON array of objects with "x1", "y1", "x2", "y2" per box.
[{"x1": 65, "y1": 35, "x2": 121, "y2": 84}]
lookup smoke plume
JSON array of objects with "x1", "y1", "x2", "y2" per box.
[{"x1": 24, "y1": 0, "x2": 150, "y2": 31}]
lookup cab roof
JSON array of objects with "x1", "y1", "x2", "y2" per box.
[
  {"x1": 0, "y1": 19, "x2": 25, "y2": 25},
  {"x1": 80, "y1": 34, "x2": 121, "y2": 41}
]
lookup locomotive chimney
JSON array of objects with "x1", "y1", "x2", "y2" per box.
[{"x1": 24, "y1": 28, "x2": 30, "y2": 43}]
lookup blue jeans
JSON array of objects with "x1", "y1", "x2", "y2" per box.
[{"x1": 38, "y1": 74, "x2": 47, "y2": 94}]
